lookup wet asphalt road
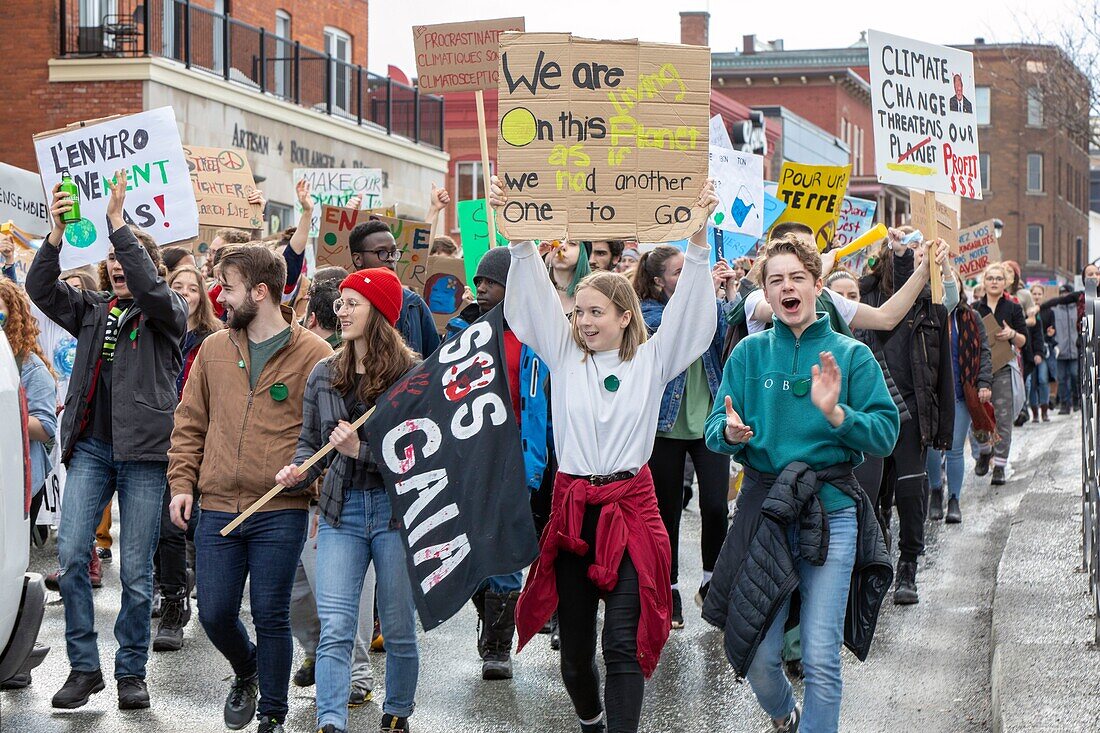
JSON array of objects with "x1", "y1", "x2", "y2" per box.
[{"x1": 0, "y1": 414, "x2": 1079, "y2": 733}]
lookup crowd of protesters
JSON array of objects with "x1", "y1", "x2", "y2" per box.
[{"x1": 0, "y1": 160, "x2": 1094, "y2": 733}]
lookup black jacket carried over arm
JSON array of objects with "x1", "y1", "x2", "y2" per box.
[
  {"x1": 860, "y1": 250, "x2": 954, "y2": 450},
  {"x1": 702, "y1": 462, "x2": 892, "y2": 677},
  {"x1": 26, "y1": 226, "x2": 188, "y2": 463}
]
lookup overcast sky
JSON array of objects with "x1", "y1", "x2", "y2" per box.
[{"x1": 367, "y1": 0, "x2": 1071, "y2": 77}]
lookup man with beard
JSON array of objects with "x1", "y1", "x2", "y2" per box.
[{"x1": 167, "y1": 245, "x2": 332, "y2": 733}]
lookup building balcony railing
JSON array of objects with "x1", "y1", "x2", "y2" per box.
[{"x1": 57, "y1": 0, "x2": 444, "y2": 151}]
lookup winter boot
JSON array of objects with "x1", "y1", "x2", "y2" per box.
[
  {"x1": 1041, "y1": 404, "x2": 1050, "y2": 422},
  {"x1": 946, "y1": 497, "x2": 962, "y2": 524},
  {"x1": 893, "y1": 560, "x2": 919, "y2": 605},
  {"x1": 928, "y1": 489, "x2": 944, "y2": 522},
  {"x1": 1030, "y1": 405, "x2": 1039, "y2": 422},
  {"x1": 481, "y1": 591, "x2": 519, "y2": 680},
  {"x1": 153, "y1": 590, "x2": 191, "y2": 652}
]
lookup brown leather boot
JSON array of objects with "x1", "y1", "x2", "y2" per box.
[
  {"x1": 1040, "y1": 404, "x2": 1050, "y2": 422},
  {"x1": 1030, "y1": 406, "x2": 1039, "y2": 421}
]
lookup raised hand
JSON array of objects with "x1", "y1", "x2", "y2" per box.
[
  {"x1": 811, "y1": 351, "x2": 844, "y2": 427},
  {"x1": 723, "y1": 395, "x2": 754, "y2": 445},
  {"x1": 247, "y1": 188, "x2": 267, "y2": 211},
  {"x1": 106, "y1": 169, "x2": 128, "y2": 228},
  {"x1": 296, "y1": 179, "x2": 313, "y2": 210},
  {"x1": 346, "y1": 193, "x2": 363, "y2": 210},
  {"x1": 489, "y1": 175, "x2": 506, "y2": 210},
  {"x1": 428, "y1": 183, "x2": 451, "y2": 214}
]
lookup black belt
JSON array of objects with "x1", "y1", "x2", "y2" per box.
[{"x1": 585, "y1": 471, "x2": 636, "y2": 487}]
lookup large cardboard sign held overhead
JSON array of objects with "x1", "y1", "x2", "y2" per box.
[
  {"x1": 496, "y1": 32, "x2": 711, "y2": 242},
  {"x1": 0, "y1": 162, "x2": 50, "y2": 235},
  {"x1": 955, "y1": 219, "x2": 1001, "y2": 278},
  {"x1": 413, "y1": 17, "x2": 526, "y2": 94},
  {"x1": 315, "y1": 204, "x2": 397, "y2": 270},
  {"x1": 868, "y1": 29, "x2": 983, "y2": 199},
  {"x1": 33, "y1": 107, "x2": 199, "y2": 269},
  {"x1": 294, "y1": 168, "x2": 384, "y2": 237},
  {"x1": 183, "y1": 145, "x2": 261, "y2": 230},
  {"x1": 771, "y1": 162, "x2": 851, "y2": 251}
]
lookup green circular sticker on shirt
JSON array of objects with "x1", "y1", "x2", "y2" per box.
[
  {"x1": 269, "y1": 382, "x2": 289, "y2": 402},
  {"x1": 792, "y1": 378, "x2": 811, "y2": 397}
]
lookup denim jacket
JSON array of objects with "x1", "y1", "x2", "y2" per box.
[
  {"x1": 445, "y1": 307, "x2": 549, "y2": 490},
  {"x1": 642, "y1": 297, "x2": 730, "y2": 432}
]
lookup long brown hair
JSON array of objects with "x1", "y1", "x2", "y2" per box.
[
  {"x1": 573, "y1": 270, "x2": 648, "y2": 362},
  {"x1": 169, "y1": 266, "x2": 223, "y2": 335},
  {"x1": 0, "y1": 279, "x2": 55, "y2": 378},
  {"x1": 330, "y1": 305, "x2": 418, "y2": 404},
  {"x1": 633, "y1": 245, "x2": 681, "y2": 302}
]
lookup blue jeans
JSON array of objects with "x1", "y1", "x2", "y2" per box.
[
  {"x1": 315, "y1": 490, "x2": 418, "y2": 727},
  {"x1": 926, "y1": 398, "x2": 973, "y2": 501},
  {"x1": 486, "y1": 572, "x2": 523, "y2": 594},
  {"x1": 196, "y1": 508, "x2": 308, "y2": 722},
  {"x1": 1028, "y1": 359, "x2": 1050, "y2": 407},
  {"x1": 56, "y1": 438, "x2": 165, "y2": 679},
  {"x1": 1056, "y1": 358, "x2": 1079, "y2": 407},
  {"x1": 746, "y1": 507, "x2": 857, "y2": 733}
]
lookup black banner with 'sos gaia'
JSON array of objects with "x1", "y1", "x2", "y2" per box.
[{"x1": 367, "y1": 305, "x2": 537, "y2": 630}]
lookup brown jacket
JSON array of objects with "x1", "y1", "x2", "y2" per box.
[{"x1": 168, "y1": 307, "x2": 333, "y2": 513}]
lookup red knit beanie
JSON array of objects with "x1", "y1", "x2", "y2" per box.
[{"x1": 339, "y1": 268, "x2": 403, "y2": 326}]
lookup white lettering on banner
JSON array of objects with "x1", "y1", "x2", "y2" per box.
[
  {"x1": 452, "y1": 393, "x2": 508, "y2": 439},
  {"x1": 438, "y1": 322, "x2": 492, "y2": 364},
  {"x1": 382, "y1": 418, "x2": 442, "y2": 474},
  {"x1": 396, "y1": 469, "x2": 450, "y2": 531},
  {"x1": 407, "y1": 504, "x2": 460, "y2": 546},
  {"x1": 415, "y1": 535, "x2": 472, "y2": 593}
]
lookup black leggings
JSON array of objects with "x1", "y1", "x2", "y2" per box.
[
  {"x1": 877, "y1": 417, "x2": 928, "y2": 563},
  {"x1": 556, "y1": 506, "x2": 644, "y2": 733},
  {"x1": 154, "y1": 482, "x2": 190, "y2": 600},
  {"x1": 648, "y1": 437, "x2": 729, "y2": 586}
]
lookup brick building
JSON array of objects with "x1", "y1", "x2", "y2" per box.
[
  {"x1": 693, "y1": 13, "x2": 1091, "y2": 280},
  {"x1": 0, "y1": 0, "x2": 447, "y2": 238}
]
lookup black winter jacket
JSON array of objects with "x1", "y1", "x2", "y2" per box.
[
  {"x1": 26, "y1": 226, "x2": 187, "y2": 463},
  {"x1": 702, "y1": 462, "x2": 893, "y2": 677},
  {"x1": 860, "y1": 250, "x2": 954, "y2": 450}
]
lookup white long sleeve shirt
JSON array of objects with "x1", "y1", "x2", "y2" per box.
[{"x1": 504, "y1": 240, "x2": 717, "y2": 476}]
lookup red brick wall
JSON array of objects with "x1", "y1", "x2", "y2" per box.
[
  {"x1": 679, "y1": 12, "x2": 709, "y2": 47},
  {"x1": 231, "y1": 0, "x2": 368, "y2": 67}
]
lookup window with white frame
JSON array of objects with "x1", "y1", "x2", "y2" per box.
[
  {"x1": 1027, "y1": 224, "x2": 1042, "y2": 262},
  {"x1": 1027, "y1": 87, "x2": 1043, "y2": 126},
  {"x1": 1027, "y1": 153, "x2": 1043, "y2": 193},
  {"x1": 324, "y1": 26, "x2": 353, "y2": 113},
  {"x1": 975, "y1": 87, "x2": 991, "y2": 125},
  {"x1": 979, "y1": 153, "x2": 990, "y2": 192},
  {"x1": 274, "y1": 10, "x2": 292, "y2": 99}
]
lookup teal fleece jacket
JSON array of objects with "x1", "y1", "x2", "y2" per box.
[{"x1": 705, "y1": 313, "x2": 900, "y2": 511}]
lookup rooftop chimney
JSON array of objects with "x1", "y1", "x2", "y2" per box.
[
  {"x1": 743, "y1": 34, "x2": 757, "y2": 54},
  {"x1": 974, "y1": 37, "x2": 986, "y2": 45},
  {"x1": 679, "y1": 11, "x2": 710, "y2": 47}
]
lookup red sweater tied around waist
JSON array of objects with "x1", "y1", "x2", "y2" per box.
[{"x1": 515, "y1": 466, "x2": 672, "y2": 677}]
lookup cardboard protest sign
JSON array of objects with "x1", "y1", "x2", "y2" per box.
[
  {"x1": 183, "y1": 145, "x2": 261, "y2": 229},
  {"x1": 422, "y1": 255, "x2": 469, "y2": 332},
  {"x1": 457, "y1": 198, "x2": 507, "y2": 288},
  {"x1": 33, "y1": 107, "x2": 199, "y2": 269},
  {"x1": 0, "y1": 162, "x2": 50, "y2": 235},
  {"x1": 868, "y1": 30, "x2": 982, "y2": 199},
  {"x1": 376, "y1": 215, "x2": 432, "y2": 293},
  {"x1": 771, "y1": 162, "x2": 851, "y2": 251},
  {"x1": 836, "y1": 196, "x2": 878, "y2": 274},
  {"x1": 954, "y1": 219, "x2": 1000, "y2": 278},
  {"x1": 496, "y1": 32, "x2": 711, "y2": 242},
  {"x1": 315, "y1": 204, "x2": 398, "y2": 270},
  {"x1": 982, "y1": 313, "x2": 1015, "y2": 373},
  {"x1": 709, "y1": 148, "x2": 764, "y2": 238},
  {"x1": 294, "y1": 168, "x2": 384, "y2": 237},
  {"x1": 910, "y1": 189, "x2": 958, "y2": 252},
  {"x1": 3, "y1": 225, "x2": 40, "y2": 283},
  {"x1": 413, "y1": 17, "x2": 526, "y2": 94},
  {"x1": 365, "y1": 305, "x2": 537, "y2": 630}
]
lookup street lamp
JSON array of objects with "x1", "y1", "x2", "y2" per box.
[{"x1": 992, "y1": 219, "x2": 1004, "y2": 239}]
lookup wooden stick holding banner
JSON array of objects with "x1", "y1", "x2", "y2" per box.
[
  {"x1": 833, "y1": 223, "x2": 889, "y2": 260},
  {"x1": 219, "y1": 406, "x2": 376, "y2": 536},
  {"x1": 910, "y1": 190, "x2": 957, "y2": 305},
  {"x1": 474, "y1": 90, "x2": 498, "y2": 247}
]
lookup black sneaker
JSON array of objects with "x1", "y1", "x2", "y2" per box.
[
  {"x1": 767, "y1": 705, "x2": 801, "y2": 732},
  {"x1": 671, "y1": 589, "x2": 684, "y2": 629},
  {"x1": 223, "y1": 673, "x2": 259, "y2": 730},
  {"x1": 991, "y1": 466, "x2": 1006, "y2": 486},
  {"x1": 974, "y1": 452, "x2": 992, "y2": 476},
  {"x1": 96, "y1": 547, "x2": 113, "y2": 563},
  {"x1": 349, "y1": 686, "x2": 373, "y2": 707},
  {"x1": 257, "y1": 715, "x2": 285, "y2": 733},
  {"x1": 293, "y1": 657, "x2": 315, "y2": 687},
  {"x1": 153, "y1": 597, "x2": 188, "y2": 652},
  {"x1": 694, "y1": 582, "x2": 710, "y2": 609},
  {"x1": 51, "y1": 668, "x2": 105, "y2": 709},
  {"x1": 946, "y1": 497, "x2": 962, "y2": 524},
  {"x1": 580, "y1": 716, "x2": 607, "y2": 733},
  {"x1": 0, "y1": 672, "x2": 31, "y2": 689},
  {"x1": 117, "y1": 676, "x2": 150, "y2": 710},
  {"x1": 380, "y1": 713, "x2": 409, "y2": 732}
]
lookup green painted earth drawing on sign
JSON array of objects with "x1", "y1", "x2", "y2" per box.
[{"x1": 64, "y1": 218, "x2": 97, "y2": 249}]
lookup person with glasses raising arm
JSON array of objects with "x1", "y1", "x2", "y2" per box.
[{"x1": 347, "y1": 220, "x2": 439, "y2": 358}]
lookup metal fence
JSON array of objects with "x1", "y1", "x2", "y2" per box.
[
  {"x1": 1079, "y1": 281, "x2": 1100, "y2": 643},
  {"x1": 57, "y1": 0, "x2": 444, "y2": 150}
]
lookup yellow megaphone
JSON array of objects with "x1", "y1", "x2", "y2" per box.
[{"x1": 834, "y1": 223, "x2": 889, "y2": 260}]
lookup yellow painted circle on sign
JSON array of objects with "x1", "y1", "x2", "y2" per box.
[{"x1": 500, "y1": 107, "x2": 537, "y2": 147}]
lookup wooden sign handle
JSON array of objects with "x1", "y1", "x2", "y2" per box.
[
  {"x1": 475, "y1": 90, "x2": 499, "y2": 247},
  {"x1": 219, "y1": 405, "x2": 376, "y2": 536},
  {"x1": 925, "y1": 192, "x2": 944, "y2": 306}
]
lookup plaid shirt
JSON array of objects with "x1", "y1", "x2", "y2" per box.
[{"x1": 290, "y1": 358, "x2": 380, "y2": 527}]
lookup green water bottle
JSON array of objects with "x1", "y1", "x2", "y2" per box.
[{"x1": 59, "y1": 170, "x2": 81, "y2": 225}]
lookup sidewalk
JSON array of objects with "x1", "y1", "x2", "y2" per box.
[{"x1": 990, "y1": 418, "x2": 1100, "y2": 731}]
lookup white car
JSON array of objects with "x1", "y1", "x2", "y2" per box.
[{"x1": 0, "y1": 330, "x2": 48, "y2": 685}]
